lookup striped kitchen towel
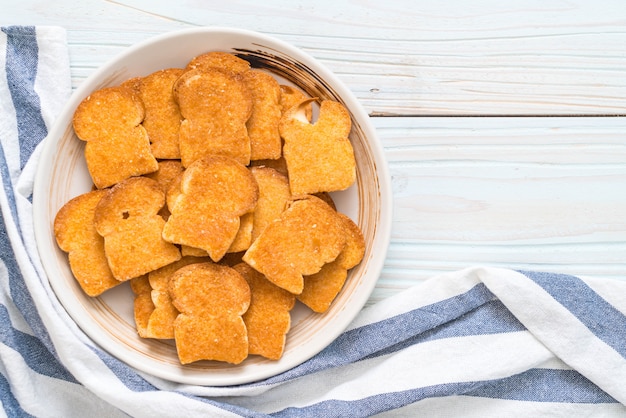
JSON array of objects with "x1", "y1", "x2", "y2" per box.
[{"x1": 2, "y1": 25, "x2": 626, "y2": 417}]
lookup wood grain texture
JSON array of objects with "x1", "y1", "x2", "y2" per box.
[
  {"x1": 372, "y1": 116, "x2": 626, "y2": 303},
  {"x1": 7, "y1": 0, "x2": 626, "y2": 115}
]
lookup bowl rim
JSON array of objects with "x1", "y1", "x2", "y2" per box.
[{"x1": 32, "y1": 26, "x2": 393, "y2": 385}]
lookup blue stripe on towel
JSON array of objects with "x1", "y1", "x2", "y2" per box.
[
  {"x1": 0, "y1": 149, "x2": 54, "y2": 351},
  {"x1": 0, "y1": 304, "x2": 76, "y2": 382},
  {"x1": 367, "y1": 298, "x2": 527, "y2": 360},
  {"x1": 0, "y1": 50, "x2": 69, "y2": 385},
  {"x1": 519, "y1": 270, "x2": 626, "y2": 358},
  {"x1": 258, "y1": 283, "x2": 519, "y2": 386},
  {"x1": 2, "y1": 26, "x2": 47, "y2": 169},
  {"x1": 90, "y1": 341, "x2": 264, "y2": 416},
  {"x1": 89, "y1": 345, "x2": 159, "y2": 393},
  {"x1": 273, "y1": 368, "x2": 617, "y2": 417},
  {"x1": 467, "y1": 368, "x2": 616, "y2": 403},
  {"x1": 0, "y1": 147, "x2": 20, "y2": 235}
]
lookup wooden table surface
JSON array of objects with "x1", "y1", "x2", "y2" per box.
[{"x1": 7, "y1": 0, "x2": 626, "y2": 304}]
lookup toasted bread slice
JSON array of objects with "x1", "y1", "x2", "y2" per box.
[
  {"x1": 298, "y1": 212, "x2": 365, "y2": 312},
  {"x1": 243, "y1": 195, "x2": 346, "y2": 294},
  {"x1": 166, "y1": 167, "x2": 254, "y2": 257},
  {"x1": 139, "y1": 68, "x2": 184, "y2": 159},
  {"x1": 73, "y1": 85, "x2": 158, "y2": 188},
  {"x1": 186, "y1": 51, "x2": 251, "y2": 74},
  {"x1": 130, "y1": 275, "x2": 154, "y2": 338},
  {"x1": 228, "y1": 211, "x2": 255, "y2": 253},
  {"x1": 162, "y1": 156, "x2": 258, "y2": 262},
  {"x1": 169, "y1": 262, "x2": 250, "y2": 364},
  {"x1": 279, "y1": 85, "x2": 312, "y2": 121},
  {"x1": 145, "y1": 256, "x2": 209, "y2": 339},
  {"x1": 174, "y1": 68, "x2": 253, "y2": 167},
  {"x1": 54, "y1": 189, "x2": 121, "y2": 296},
  {"x1": 280, "y1": 99, "x2": 356, "y2": 195},
  {"x1": 180, "y1": 211, "x2": 255, "y2": 257},
  {"x1": 144, "y1": 159, "x2": 185, "y2": 220},
  {"x1": 245, "y1": 70, "x2": 282, "y2": 160},
  {"x1": 249, "y1": 166, "x2": 291, "y2": 243},
  {"x1": 234, "y1": 262, "x2": 295, "y2": 360},
  {"x1": 144, "y1": 159, "x2": 184, "y2": 194},
  {"x1": 94, "y1": 177, "x2": 181, "y2": 281}
]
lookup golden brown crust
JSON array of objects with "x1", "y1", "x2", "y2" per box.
[
  {"x1": 121, "y1": 76, "x2": 142, "y2": 92},
  {"x1": 243, "y1": 195, "x2": 346, "y2": 294},
  {"x1": 250, "y1": 156, "x2": 289, "y2": 178},
  {"x1": 177, "y1": 213, "x2": 255, "y2": 259},
  {"x1": 245, "y1": 70, "x2": 282, "y2": 160},
  {"x1": 162, "y1": 156, "x2": 259, "y2": 262},
  {"x1": 139, "y1": 68, "x2": 184, "y2": 159},
  {"x1": 144, "y1": 159, "x2": 183, "y2": 222},
  {"x1": 228, "y1": 211, "x2": 254, "y2": 253},
  {"x1": 249, "y1": 166, "x2": 291, "y2": 243},
  {"x1": 279, "y1": 85, "x2": 312, "y2": 121},
  {"x1": 297, "y1": 213, "x2": 365, "y2": 312},
  {"x1": 234, "y1": 262, "x2": 295, "y2": 360},
  {"x1": 169, "y1": 262, "x2": 250, "y2": 364},
  {"x1": 73, "y1": 86, "x2": 158, "y2": 188},
  {"x1": 130, "y1": 275, "x2": 154, "y2": 338},
  {"x1": 313, "y1": 192, "x2": 336, "y2": 211},
  {"x1": 94, "y1": 177, "x2": 181, "y2": 281},
  {"x1": 280, "y1": 99, "x2": 356, "y2": 195},
  {"x1": 334, "y1": 212, "x2": 366, "y2": 270},
  {"x1": 54, "y1": 189, "x2": 121, "y2": 296},
  {"x1": 144, "y1": 159, "x2": 185, "y2": 194},
  {"x1": 185, "y1": 51, "x2": 251, "y2": 74},
  {"x1": 297, "y1": 262, "x2": 347, "y2": 313},
  {"x1": 180, "y1": 245, "x2": 208, "y2": 258},
  {"x1": 145, "y1": 256, "x2": 209, "y2": 339},
  {"x1": 164, "y1": 171, "x2": 183, "y2": 214},
  {"x1": 174, "y1": 68, "x2": 253, "y2": 167}
]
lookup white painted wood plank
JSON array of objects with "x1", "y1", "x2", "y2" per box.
[
  {"x1": 5, "y1": 0, "x2": 626, "y2": 115},
  {"x1": 369, "y1": 116, "x2": 626, "y2": 303}
]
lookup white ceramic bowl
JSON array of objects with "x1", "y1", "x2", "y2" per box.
[{"x1": 33, "y1": 27, "x2": 392, "y2": 386}]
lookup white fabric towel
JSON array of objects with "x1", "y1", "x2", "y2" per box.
[{"x1": 2, "y1": 26, "x2": 626, "y2": 417}]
